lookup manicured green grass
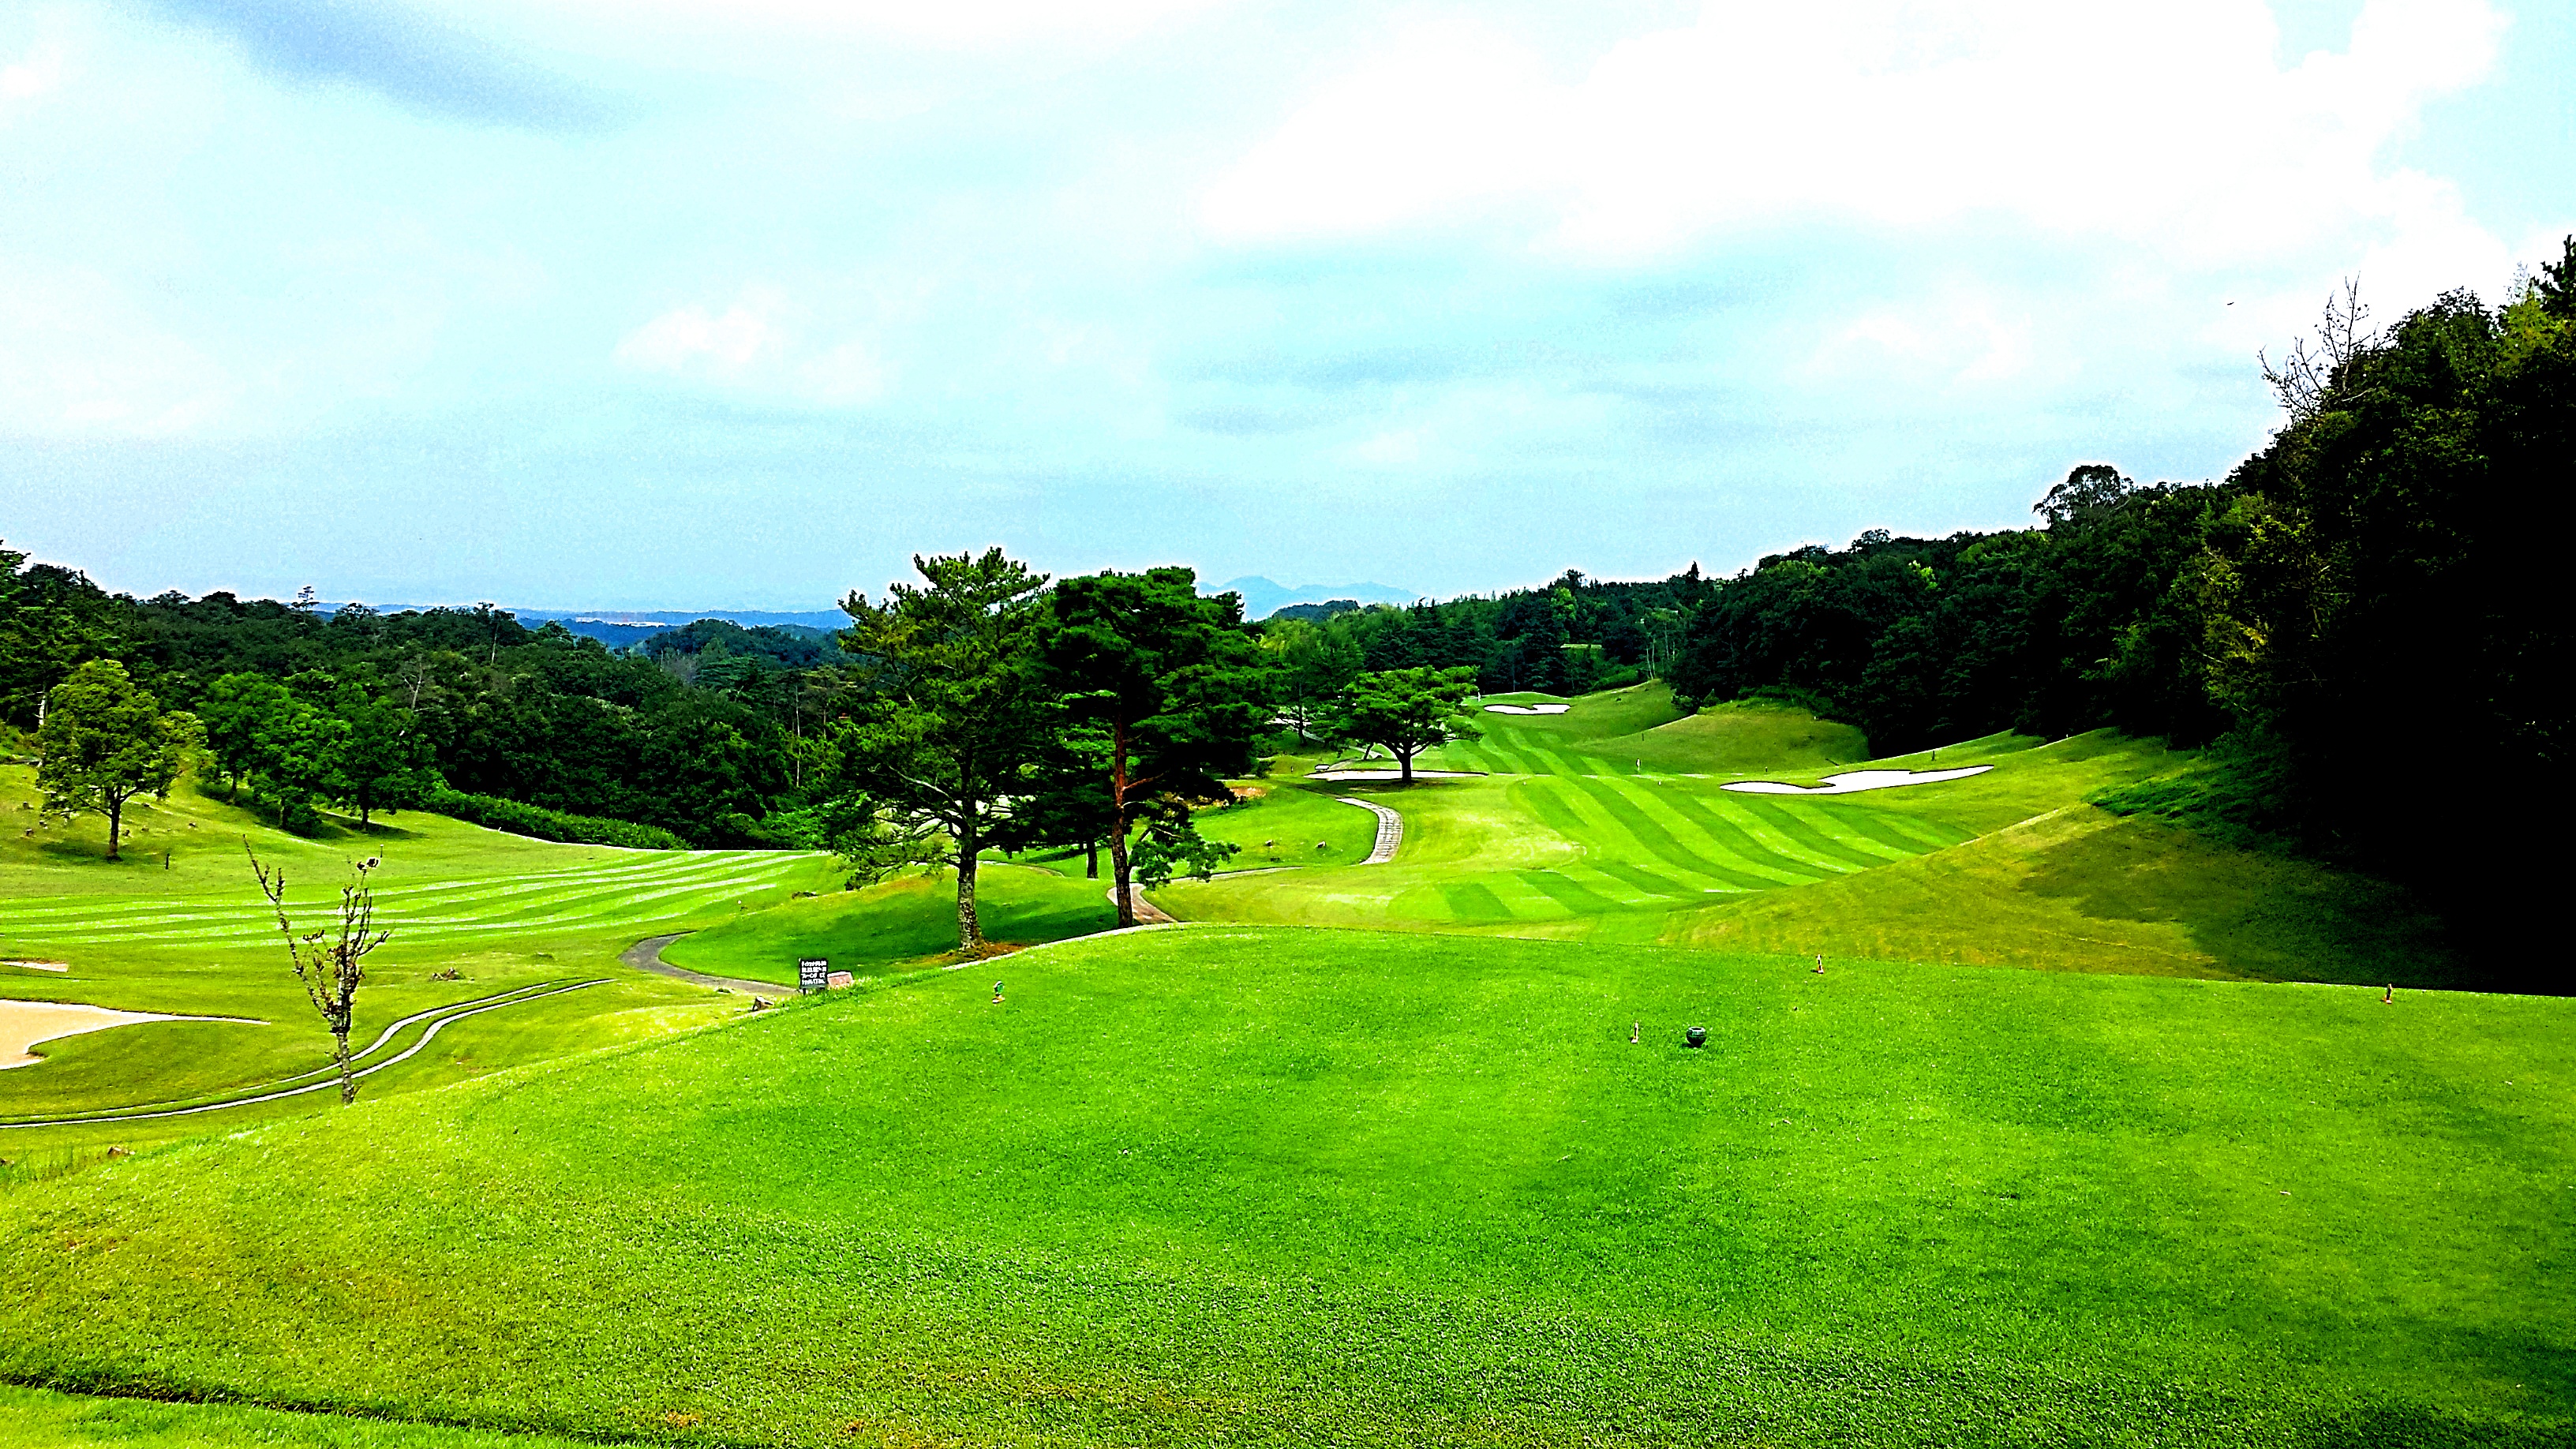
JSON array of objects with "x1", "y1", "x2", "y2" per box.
[
  {"x1": 0, "y1": 1384, "x2": 601, "y2": 1448},
  {"x1": 0, "y1": 766, "x2": 838, "y2": 1144},
  {"x1": 662, "y1": 864, "x2": 1119, "y2": 987},
  {"x1": 2, "y1": 927, "x2": 2566, "y2": 1447}
]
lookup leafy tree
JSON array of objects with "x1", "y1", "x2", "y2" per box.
[
  {"x1": 34, "y1": 660, "x2": 200, "y2": 860},
  {"x1": 328, "y1": 681, "x2": 435, "y2": 827},
  {"x1": 1259, "y1": 617, "x2": 1361, "y2": 743},
  {"x1": 0, "y1": 542, "x2": 123, "y2": 728},
  {"x1": 830, "y1": 549, "x2": 1052, "y2": 952},
  {"x1": 1330, "y1": 666, "x2": 1481, "y2": 784},
  {"x1": 249, "y1": 848, "x2": 390, "y2": 1105},
  {"x1": 2529, "y1": 233, "x2": 2575, "y2": 320},
  {"x1": 195, "y1": 672, "x2": 343, "y2": 827},
  {"x1": 197, "y1": 673, "x2": 292, "y2": 802},
  {"x1": 1039, "y1": 568, "x2": 1264, "y2": 927}
]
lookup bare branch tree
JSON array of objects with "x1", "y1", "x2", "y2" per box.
[
  {"x1": 249, "y1": 844, "x2": 391, "y2": 1105},
  {"x1": 2259, "y1": 275, "x2": 2376, "y2": 424}
]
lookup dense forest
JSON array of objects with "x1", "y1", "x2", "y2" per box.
[{"x1": 5, "y1": 242, "x2": 2567, "y2": 958}]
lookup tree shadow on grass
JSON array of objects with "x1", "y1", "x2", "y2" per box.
[{"x1": 2021, "y1": 814, "x2": 2473, "y2": 990}]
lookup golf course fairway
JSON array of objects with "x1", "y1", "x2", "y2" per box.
[{"x1": 3, "y1": 927, "x2": 2568, "y2": 1447}]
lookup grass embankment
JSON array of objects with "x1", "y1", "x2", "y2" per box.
[
  {"x1": 0, "y1": 766, "x2": 838, "y2": 1150},
  {"x1": 661, "y1": 865, "x2": 1119, "y2": 987},
  {"x1": 2, "y1": 927, "x2": 2566, "y2": 1447}
]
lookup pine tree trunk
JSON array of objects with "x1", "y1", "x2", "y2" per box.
[
  {"x1": 954, "y1": 811, "x2": 983, "y2": 952},
  {"x1": 1086, "y1": 841, "x2": 1099, "y2": 878},
  {"x1": 1108, "y1": 719, "x2": 1136, "y2": 927}
]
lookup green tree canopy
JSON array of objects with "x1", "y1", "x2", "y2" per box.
[
  {"x1": 831, "y1": 549, "x2": 1052, "y2": 952},
  {"x1": 329, "y1": 680, "x2": 436, "y2": 827},
  {"x1": 35, "y1": 659, "x2": 200, "y2": 859},
  {"x1": 1039, "y1": 567, "x2": 1264, "y2": 926},
  {"x1": 1260, "y1": 617, "x2": 1361, "y2": 744},
  {"x1": 1331, "y1": 666, "x2": 1482, "y2": 784}
]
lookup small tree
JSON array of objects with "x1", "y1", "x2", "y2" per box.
[
  {"x1": 249, "y1": 845, "x2": 390, "y2": 1105},
  {"x1": 1331, "y1": 666, "x2": 1482, "y2": 784},
  {"x1": 35, "y1": 660, "x2": 200, "y2": 860},
  {"x1": 831, "y1": 549, "x2": 1052, "y2": 953}
]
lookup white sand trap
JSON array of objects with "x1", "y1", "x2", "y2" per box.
[
  {"x1": 1, "y1": 1000, "x2": 267, "y2": 1069},
  {"x1": 1484, "y1": 703, "x2": 1571, "y2": 715},
  {"x1": 1309, "y1": 769, "x2": 1481, "y2": 782},
  {"x1": 1723, "y1": 766, "x2": 1993, "y2": 796},
  {"x1": 2, "y1": 960, "x2": 69, "y2": 973}
]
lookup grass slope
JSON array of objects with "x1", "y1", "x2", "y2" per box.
[
  {"x1": 1159, "y1": 700, "x2": 2467, "y2": 987},
  {"x1": 2, "y1": 927, "x2": 2566, "y2": 1447},
  {"x1": 662, "y1": 865, "x2": 1120, "y2": 987},
  {"x1": 0, "y1": 767, "x2": 837, "y2": 1148}
]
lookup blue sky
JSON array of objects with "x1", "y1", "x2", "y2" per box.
[{"x1": 2, "y1": 0, "x2": 2569, "y2": 609}]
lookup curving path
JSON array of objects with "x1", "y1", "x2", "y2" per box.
[
  {"x1": 620, "y1": 934, "x2": 783, "y2": 997},
  {"x1": 1338, "y1": 797, "x2": 1405, "y2": 865},
  {"x1": 1107, "y1": 887, "x2": 1177, "y2": 925},
  {"x1": 0, "y1": 979, "x2": 605, "y2": 1129}
]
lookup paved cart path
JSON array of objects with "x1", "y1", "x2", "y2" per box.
[
  {"x1": 1338, "y1": 797, "x2": 1405, "y2": 865},
  {"x1": 620, "y1": 934, "x2": 782, "y2": 997}
]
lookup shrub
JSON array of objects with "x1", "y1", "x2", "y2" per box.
[{"x1": 423, "y1": 788, "x2": 689, "y2": 851}]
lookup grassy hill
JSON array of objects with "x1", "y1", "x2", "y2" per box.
[
  {"x1": 0, "y1": 766, "x2": 837, "y2": 1149},
  {"x1": 2, "y1": 927, "x2": 2566, "y2": 1447}
]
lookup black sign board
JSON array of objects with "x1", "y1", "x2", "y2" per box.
[{"x1": 797, "y1": 959, "x2": 829, "y2": 993}]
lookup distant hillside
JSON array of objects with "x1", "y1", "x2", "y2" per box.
[
  {"x1": 357, "y1": 605, "x2": 848, "y2": 652},
  {"x1": 1207, "y1": 576, "x2": 1413, "y2": 620}
]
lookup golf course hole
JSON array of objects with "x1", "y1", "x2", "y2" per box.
[
  {"x1": 1722, "y1": 766, "x2": 1993, "y2": 796},
  {"x1": 0, "y1": 1001, "x2": 268, "y2": 1070},
  {"x1": 1484, "y1": 702, "x2": 1571, "y2": 714}
]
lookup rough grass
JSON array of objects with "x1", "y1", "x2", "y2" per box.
[{"x1": 1, "y1": 927, "x2": 2566, "y2": 1447}]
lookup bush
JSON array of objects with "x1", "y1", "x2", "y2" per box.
[{"x1": 424, "y1": 788, "x2": 689, "y2": 850}]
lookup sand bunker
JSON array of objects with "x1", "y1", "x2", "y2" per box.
[
  {"x1": 2, "y1": 960, "x2": 69, "y2": 973},
  {"x1": 1, "y1": 1000, "x2": 266, "y2": 1069},
  {"x1": 1723, "y1": 766, "x2": 1991, "y2": 796},
  {"x1": 1484, "y1": 703, "x2": 1570, "y2": 715}
]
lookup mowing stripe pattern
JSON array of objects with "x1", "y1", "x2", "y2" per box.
[
  {"x1": 1411, "y1": 776, "x2": 1974, "y2": 924},
  {"x1": 0, "y1": 851, "x2": 818, "y2": 952}
]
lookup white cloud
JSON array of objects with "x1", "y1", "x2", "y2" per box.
[
  {"x1": 1809, "y1": 292, "x2": 2035, "y2": 388},
  {"x1": 1203, "y1": 0, "x2": 2510, "y2": 278},
  {"x1": 612, "y1": 286, "x2": 888, "y2": 406},
  {"x1": 0, "y1": 257, "x2": 235, "y2": 436},
  {"x1": 1, "y1": 42, "x2": 65, "y2": 102}
]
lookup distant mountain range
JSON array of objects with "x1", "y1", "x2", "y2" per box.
[{"x1": 1206, "y1": 577, "x2": 1415, "y2": 620}]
